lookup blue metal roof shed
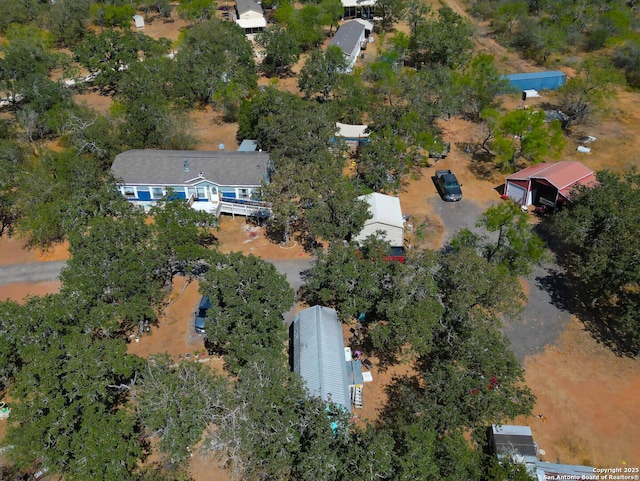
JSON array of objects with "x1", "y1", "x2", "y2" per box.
[
  {"x1": 292, "y1": 306, "x2": 351, "y2": 412},
  {"x1": 504, "y1": 71, "x2": 567, "y2": 91}
]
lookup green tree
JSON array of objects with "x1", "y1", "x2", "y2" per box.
[
  {"x1": 237, "y1": 86, "x2": 300, "y2": 142},
  {"x1": 46, "y1": 0, "x2": 93, "y2": 46},
  {"x1": 379, "y1": 248, "x2": 535, "y2": 436},
  {"x1": 137, "y1": 354, "x2": 229, "y2": 464},
  {"x1": 0, "y1": 133, "x2": 27, "y2": 235},
  {"x1": 149, "y1": 192, "x2": 218, "y2": 287},
  {"x1": 480, "y1": 108, "x2": 564, "y2": 173},
  {"x1": 257, "y1": 25, "x2": 301, "y2": 77},
  {"x1": 174, "y1": 19, "x2": 257, "y2": 115},
  {"x1": 298, "y1": 46, "x2": 349, "y2": 101},
  {"x1": 61, "y1": 106, "x2": 122, "y2": 165},
  {"x1": 304, "y1": 166, "x2": 370, "y2": 244},
  {"x1": 409, "y1": 6, "x2": 474, "y2": 69},
  {"x1": 60, "y1": 213, "x2": 164, "y2": 333},
  {"x1": 356, "y1": 131, "x2": 409, "y2": 193},
  {"x1": 74, "y1": 29, "x2": 170, "y2": 94},
  {"x1": 319, "y1": 0, "x2": 343, "y2": 36},
  {"x1": 294, "y1": 4, "x2": 326, "y2": 48},
  {"x1": 456, "y1": 53, "x2": 508, "y2": 122},
  {"x1": 369, "y1": 250, "x2": 443, "y2": 361},
  {"x1": 552, "y1": 169, "x2": 640, "y2": 351},
  {"x1": 0, "y1": 25, "x2": 64, "y2": 113},
  {"x1": 376, "y1": 0, "x2": 406, "y2": 31},
  {"x1": 14, "y1": 150, "x2": 130, "y2": 248},
  {"x1": 486, "y1": 458, "x2": 536, "y2": 481},
  {"x1": 253, "y1": 98, "x2": 337, "y2": 165},
  {"x1": 6, "y1": 333, "x2": 143, "y2": 480},
  {"x1": 612, "y1": 33, "x2": 640, "y2": 89},
  {"x1": 300, "y1": 239, "x2": 395, "y2": 322},
  {"x1": 204, "y1": 353, "x2": 351, "y2": 481},
  {"x1": 199, "y1": 252, "x2": 295, "y2": 373},
  {"x1": 0, "y1": 0, "x2": 44, "y2": 33},
  {"x1": 177, "y1": 0, "x2": 216, "y2": 23},
  {"x1": 470, "y1": 200, "x2": 547, "y2": 275},
  {"x1": 557, "y1": 57, "x2": 625, "y2": 127}
]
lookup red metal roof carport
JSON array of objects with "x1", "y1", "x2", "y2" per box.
[{"x1": 504, "y1": 161, "x2": 597, "y2": 207}]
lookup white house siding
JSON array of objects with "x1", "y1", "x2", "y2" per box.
[{"x1": 354, "y1": 193, "x2": 404, "y2": 247}]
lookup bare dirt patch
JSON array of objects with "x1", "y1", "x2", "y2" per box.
[
  {"x1": 214, "y1": 216, "x2": 311, "y2": 261},
  {"x1": 0, "y1": 281, "x2": 61, "y2": 303},
  {"x1": 517, "y1": 317, "x2": 640, "y2": 467}
]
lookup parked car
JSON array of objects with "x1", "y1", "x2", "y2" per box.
[
  {"x1": 194, "y1": 296, "x2": 211, "y2": 334},
  {"x1": 435, "y1": 169, "x2": 463, "y2": 202}
]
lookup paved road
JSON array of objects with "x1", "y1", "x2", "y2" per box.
[
  {"x1": 503, "y1": 263, "x2": 572, "y2": 363},
  {"x1": 270, "y1": 258, "x2": 312, "y2": 326},
  {"x1": 426, "y1": 197, "x2": 492, "y2": 244},
  {"x1": 0, "y1": 257, "x2": 311, "y2": 326},
  {"x1": 0, "y1": 261, "x2": 66, "y2": 286},
  {"x1": 0, "y1": 213, "x2": 570, "y2": 364}
]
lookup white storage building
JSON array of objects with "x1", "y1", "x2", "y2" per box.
[{"x1": 354, "y1": 193, "x2": 404, "y2": 247}]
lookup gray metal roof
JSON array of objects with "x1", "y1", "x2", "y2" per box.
[
  {"x1": 292, "y1": 306, "x2": 350, "y2": 412},
  {"x1": 236, "y1": 0, "x2": 263, "y2": 15},
  {"x1": 329, "y1": 21, "x2": 365, "y2": 56},
  {"x1": 491, "y1": 425, "x2": 538, "y2": 459},
  {"x1": 237, "y1": 139, "x2": 258, "y2": 152},
  {"x1": 111, "y1": 149, "x2": 270, "y2": 187}
]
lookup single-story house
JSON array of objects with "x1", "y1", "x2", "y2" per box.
[
  {"x1": 291, "y1": 306, "x2": 356, "y2": 412},
  {"x1": 235, "y1": 0, "x2": 266, "y2": 34},
  {"x1": 111, "y1": 149, "x2": 271, "y2": 217},
  {"x1": 354, "y1": 193, "x2": 404, "y2": 247},
  {"x1": 504, "y1": 161, "x2": 596, "y2": 209},
  {"x1": 341, "y1": 0, "x2": 375, "y2": 19},
  {"x1": 329, "y1": 20, "x2": 371, "y2": 72}
]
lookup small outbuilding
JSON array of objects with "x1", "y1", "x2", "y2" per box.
[
  {"x1": 132, "y1": 14, "x2": 145, "y2": 29},
  {"x1": 488, "y1": 425, "x2": 595, "y2": 481},
  {"x1": 329, "y1": 20, "x2": 371, "y2": 72},
  {"x1": 234, "y1": 0, "x2": 266, "y2": 34},
  {"x1": 504, "y1": 161, "x2": 596, "y2": 209},
  {"x1": 291, "y1": 306, "x2": 351, "y2": 412},
  {"x1": 489, "y1": 425, "x2": 539, "y2": 464},
  {"x1": 335, "y1": 122, "x2": 370, "y2": 147},
  {"x1": 503, "y1": 71, "x2": 567, "y2": 91},
  {"x1": 354, "y1": 193, "x2": 404, "y2": 247}
]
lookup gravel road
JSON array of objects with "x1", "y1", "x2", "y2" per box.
[
  {"x1": 426, "y1": 196, "x2": 572, "y2": 364},
  {"x1": 0, "y1": 261, "x2": 65, "y2": 285}
]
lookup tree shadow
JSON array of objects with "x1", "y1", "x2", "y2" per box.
[
  {"x1": 536, "y1": 220, "x2": 639, "y2": 356},
  {"x1": 467, "y1": 150, "x2": 499, "y2": 181},
  {"x1": 376, "y1": 373, "x2": 424, "y2": 429},
  {"x1": 534, "y1": 267, "x2": 573, "y2": 313}
]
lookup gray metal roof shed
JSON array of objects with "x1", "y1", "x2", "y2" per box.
[
  {"x1": 329, "y1": 21, "x2": 366, "y2": 57},
  {"x1": 490, "y1": 425, "x2": 538, "y2": 463},
  {"x1": 292, "y1": 306, "x2": 351, "y2": 412},
  {"x1": 111, "y1": 149, "x2": 270, "y2": 187}
]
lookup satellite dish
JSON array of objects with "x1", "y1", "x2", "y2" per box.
[{"x1": 218, "y1": 143, "x2": 225, "y2": 150}]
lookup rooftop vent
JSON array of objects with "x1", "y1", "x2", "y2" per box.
[{"x1": 183, "y1": 159, "x2": 189, "y2": 173}]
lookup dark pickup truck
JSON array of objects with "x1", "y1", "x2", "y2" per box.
[{"x1": 435, "y1": 170, "x2": 463, "y2": 202}]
